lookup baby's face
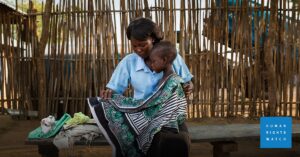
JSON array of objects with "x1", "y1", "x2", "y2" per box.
[{"x1": 149, "y1": 51, "x2": 166, "y2": 73}]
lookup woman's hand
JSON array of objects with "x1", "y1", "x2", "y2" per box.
[
  {"x1": 100, "y1": 89, "x2": 113, "y2": 99},
  {"x1": 183, "y1": 81, "x2": 193, "y2": 97}
]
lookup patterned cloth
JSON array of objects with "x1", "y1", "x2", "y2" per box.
[{"x1": 88, "y1": 74, "x2": 187, "y2": 157}]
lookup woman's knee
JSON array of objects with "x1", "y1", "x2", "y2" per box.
[
  {"x1": 160, "y1": 132, "x2": 190, "y2": 151},
  {"x1": 160, "y1": 133, "x2": 190, "y2": 156}
]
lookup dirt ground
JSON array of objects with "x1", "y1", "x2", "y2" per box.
[{"x1": 0, "y1": 115, "x2": 299, "y2": 157}]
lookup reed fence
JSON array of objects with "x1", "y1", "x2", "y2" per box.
[{"x1": 0, "y1": 0, "x2": 300, "y2": 119}]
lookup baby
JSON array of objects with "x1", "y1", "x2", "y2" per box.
[{"x1": 149, "y1": 40, "x2": 178, "y2": 85}]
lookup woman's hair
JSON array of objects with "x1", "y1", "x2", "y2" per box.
[
  {"x1": 151, "y1": 41, "x2": 177, "y2": 63},
  {"x1": 126, "y1": 17, "x2": 163, "y2": 44}
]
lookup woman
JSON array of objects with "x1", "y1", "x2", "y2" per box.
[{"x1": 100, "y1": 17, "x2": 193, "y2": 157}]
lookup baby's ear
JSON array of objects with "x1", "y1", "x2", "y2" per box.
[{"x1": 163, "y1": 56, "x2": 169, "y2": 63}]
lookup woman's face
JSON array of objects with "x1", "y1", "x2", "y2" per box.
[{"x1": 131, "y1": 38, "x2": 153, "y2": 59}]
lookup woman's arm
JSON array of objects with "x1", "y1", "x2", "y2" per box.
[
  {"x1": 104, "y1": 56, "x2": 131, "y2": 97},
  {"x1": 172, "y1": 53, "x2": 194, "y2": 97},
  {"x1": 172, "y1": 53, "x2": 193, "y2": 82},
  {"x1": 183, "y1": 81, "x2": 194, "y2": 97}
]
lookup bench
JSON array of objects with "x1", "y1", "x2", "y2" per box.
[
  {"x1": 25, "y1": 123, "x2": 300, "y2": 157},
  {"x1": 6, "y1": 109, "x2": 38, "y2": 120}
]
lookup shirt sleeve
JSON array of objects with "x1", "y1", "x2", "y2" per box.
[
  {"x1": 106, "y1": 57, "x2": 130, "y2": 94},
  {"x1": 172, "y1": 53, "x2": 193, "y2": 83}
]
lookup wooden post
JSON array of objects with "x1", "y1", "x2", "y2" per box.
[
  {"x1": 38, "y1": 144, "x2": 59, "y2": 157},
  {"x1": 37, "y1": 0, "x2": 53, "y2": 118},
  {"x1": 263, "y1": 0, "x2": 278, "y2": 116},
  {"x1": 211, "y1": 141, "x2": 238, "y2": 157}
]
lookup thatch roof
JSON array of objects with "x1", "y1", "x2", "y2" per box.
[{"x1": 0, "y1": 0, "x2": 27, "y2": 15}]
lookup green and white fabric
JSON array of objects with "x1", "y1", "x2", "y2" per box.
[{"x1": 88, "y1": 74, "x2": 187, "y2": 157}]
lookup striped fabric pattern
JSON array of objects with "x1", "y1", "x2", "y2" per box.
[{"x1": 88, "y1": 74, "x2": 187, "y2": 157}]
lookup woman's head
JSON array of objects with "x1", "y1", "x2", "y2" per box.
[
  {"x1": 149, "y1": 41, "x2": 177, "y2": 73},
  {"x1": 126, "y1": 17, "x2": 163, "y2": 59}
]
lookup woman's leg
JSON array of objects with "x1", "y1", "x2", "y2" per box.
[{"x1": 147, "y1": 122, "x2": 190, "y2": 157}]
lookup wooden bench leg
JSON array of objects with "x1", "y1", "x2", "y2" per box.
[
  {"x1": 38, "y1": 144, "x2": 59, "y2": 157},
  {"x1": 211, "y1": 141, "x2": 238, "y2": 157},
  {"x1": 294, "y1": 138, "x2": 300, "y2": 156}
]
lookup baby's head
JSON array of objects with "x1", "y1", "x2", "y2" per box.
[{"x1": 149, "y1": 41, "x2": 177, "y2": 73}]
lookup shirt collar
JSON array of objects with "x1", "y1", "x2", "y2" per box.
[{"x1": 135, "y1": 54, "x2": 151, "y2": 72}]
